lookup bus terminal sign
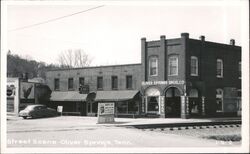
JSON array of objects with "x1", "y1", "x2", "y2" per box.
[{"x1": 142, "y1": 80, "x2": 185, "y2": 86}]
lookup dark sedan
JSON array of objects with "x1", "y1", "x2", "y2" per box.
[{"x1": 19, "y1": 104, "x2": 58, "y2": 119}]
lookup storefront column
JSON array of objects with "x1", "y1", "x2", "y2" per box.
[
  {"x1": 201, "y1": 96, "x2": 205, "y2": 116},
  {"x1": 144, "y1": 96, "x2": 147, "y2": 114},
  {"x1": 181, "y1": 96, "x2": 190, "y2": 119},
  {"x1": 159, "y1": 96, "x2": 165, "y2": 118}
]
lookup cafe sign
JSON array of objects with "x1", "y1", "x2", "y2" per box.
[{"x1": 142, "y1": 80, "x2": 185, "y2": 86}]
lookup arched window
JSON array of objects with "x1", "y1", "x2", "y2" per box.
[
  {"x1": 190, "y1": 56, "x2": 198, "y2": 76},
  {"x1": 168, "y1": 56, "x2": 178, "y2": 76},
  {"x1": 216, "y1": 59, "x2": 223, "y2": 78},
  {"x1": 216, "y1": 89, "x2": 223, "y2": 112},
  {"x1": 149, "y1": 57, "x2": 158, "y2": 76}
]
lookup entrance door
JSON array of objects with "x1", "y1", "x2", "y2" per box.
[
  {"x1": 147, "y1": 96, "x2": 159, "y2": 114},
  {"x1": 165, "y1": 87, "x2": 181, "y2": 117}
]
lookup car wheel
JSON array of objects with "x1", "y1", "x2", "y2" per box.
[{"x1": 23, "y1": 116, "x2": 27, "y2": 119}]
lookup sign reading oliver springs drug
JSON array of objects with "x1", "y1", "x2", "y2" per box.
[
  {"x1": 97, "y1": 102, "x2": 115, "y2": 123},
  {"x1": 141, "y1": 80, "x2": 185, "y2": 86}
]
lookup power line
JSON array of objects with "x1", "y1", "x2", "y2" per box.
[{"x1": 8, "y1": 5, "x2": 105, "y2": 32}]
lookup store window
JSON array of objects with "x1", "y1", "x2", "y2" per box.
[
  {"x1": 147, "y1": 97, "x2": 159, "y2": 112},
  {"x1": 149, "y1": 57, "x2": 158, "y2": 76},
  {"x1": 168, "y1": 56, "x2": 178, "y2": 76},
  {"x1": 216, "y1": 59, "x2": 223, "y2": 78},
  {"x1": 239, "y1": 61, "x2": 241, "y2": 79},
  {"x1": 216, "y1": 89, "x2": 223, "y2": 112},
  {"x1": 126, "y1": 75, "x2": 133, "y2": 89},
  {"x1": 79, "y1": 77, "x2": 84, "y2": 86},
  {"x1": 191, "y1": 56, "x2": 198, "y2": 76},
  {"x1": 68, "y1": 78, "x2": 74, "y2": 90},
  {"x1": 112, "y1": 76, "x2": 118, "y2": 90},
  {"x1": 97, "y1": 76, "x2": 103, "y2": 90},
  {"x1": 117, "y1": 101, "x2": 128, "y2": 113},
  {"x1": 54, "y1": 78, "x2": 60, "y2": 90}
]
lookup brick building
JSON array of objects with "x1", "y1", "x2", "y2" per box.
[
  {"x1": 46, "y1": 33, "x2": 241, "y2": 118},
  {"x1": 46, "y1": 64, "x2": 142, "y2": 117}
]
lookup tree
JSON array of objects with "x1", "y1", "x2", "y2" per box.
[
  {"x1": 57, "y1": 49, "x2": 92, "y2": 68},
  {"x1": 7, "y1": 50, "x2": 61, "y2": 79}
]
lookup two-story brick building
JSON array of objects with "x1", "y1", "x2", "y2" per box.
[
  {"x1": 46, "y1": 33, "x2": 241, "y2": 118},
  {"x1": 140, "y1": 33, "x2": 241, "y2": 118},
  {"x1": 46, "y1": 64, "x2": 142, "y2": 117}
]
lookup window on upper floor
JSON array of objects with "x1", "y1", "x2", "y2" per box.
[
  {"x1": 79, "y1": 77, "x2": 85, "y2": 86},
  {"x1": 239, "y1": 61, "x2": 241, "y2": 79},
  {"x1": 54, "y1": 78, "x2": 60, "y2": 90},
  {"x1": 68, "y1": 78, "x2": 74, "y2": 90},
  {"x1": 168, "y1": 56, "x2": 178, "y2": 76},
  {"x1": 126, "y1": 75, "x2": 133, "y2": 89},
  {"x1": 149, "y1": 57, "x2": 158, "y2": 76},
  {"x1": 216, "y1": 59, "x2": 223, "y2": 78},
  {"x1": 216, "y1": 89, "x2": 223, "y2": 112},
  {"x1": 97, "y1": 76, "x2": 103, "y2": 90},
  {"x1": 190, "y1": 56, "x2": 198, "y2": 76},
  {"x1": 111, "y1": 76, "x2": 118, "y2": 90}
]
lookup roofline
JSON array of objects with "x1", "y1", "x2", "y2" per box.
[
  {"x1": 189, "y1": 38, "x2": 241, "y2": 48},
  {"x1": 145, "y1": 36, "x2": 241, "y2": 48},
  {"x1": 47, "y1": 63, "x2": 142, "y2": 72}
]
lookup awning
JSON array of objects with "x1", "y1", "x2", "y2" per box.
[
  {"x1": 50, "y1": 91, "x2": 87, "y2": 102},
  {"x1": 94, "y1": 90, "x2": 139, "y2": 102}
]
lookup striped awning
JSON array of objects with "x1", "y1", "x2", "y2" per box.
[{"x1": 50, "y1": 91, "x2": 87, "y2": 102}]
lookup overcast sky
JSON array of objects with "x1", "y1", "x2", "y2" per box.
[{"x1": 6, "y1": 1, "x2": 242, "y2": 66}]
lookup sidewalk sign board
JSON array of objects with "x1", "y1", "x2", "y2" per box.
[
  {"x1": 97, "y1": 102, "x2": 115, "y2": 123},
  {"x1": 57, "y1": 106, "x2": 63, "y2": 116}
]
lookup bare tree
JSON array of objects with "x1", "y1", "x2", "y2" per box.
[{"x1": 57, "y1": 49, "x2": 92, "y2": 68}]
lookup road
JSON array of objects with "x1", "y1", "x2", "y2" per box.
[{"x1": 6, "y1": 116, "x2": 241, "y2": 147}]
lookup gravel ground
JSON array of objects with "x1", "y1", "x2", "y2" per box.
[{"x1": 140, "y1": 125, "x2": 241, "y2": 145}]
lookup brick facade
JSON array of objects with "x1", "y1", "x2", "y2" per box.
[{"x1": 46, "y1": 33, "x2": 241, "y2": 118}]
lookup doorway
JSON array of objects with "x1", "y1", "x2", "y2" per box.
[{"x1": 165, "y1": 87, "x2": 181, "y2": 117}]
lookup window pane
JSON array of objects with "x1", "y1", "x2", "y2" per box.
[
  {"x1": 126, "y1": 75, "x2": 132, "y2": 89},
  {"x1": 79, "y1": 77, "x2": 84, "y2": 86},
  {"x1": 191, "y1": 57, "x2": 198, "y2": 76},
  {"x1": 68, "y1": 78, "x2": 74, "y2": 90},
  {"x1": 112, "y1": 76, "x2": 118, "y2": 89},
  {"x1": 149, "y1": 57, "x2": 158, "y2": 76},
  {"x1": 54, "y1": 78, "x2": 59, "y2": 90},
  {"x1": 168, "y1": 56, "x2": 178, "y2": 76},
  {"x1": 216, "y1": 59, "x2": 223, "y2": 77},
  {"x1": 97, "y1": 77, "x2": 103, "y2": 89}
]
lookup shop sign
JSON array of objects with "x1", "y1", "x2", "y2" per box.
[
  {"x1": 57, "y1": 106, "x2": 63, "y2": 113},
  {"x1": 97, "y1": 102, "x2": 115, "y2": 123},
  {"x1": 142, "y1": 80, "x2": 185, "y2": 86},
  {"x1": 7, "y1": 84, "x2": 16, "y2": 97},
  {"x1": 98, "y1": 102, "x2": 114, "y2": 115}
]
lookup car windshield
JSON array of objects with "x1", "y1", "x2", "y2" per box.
[{"x1": 25, "y1": 105, "x2": 43, "y2": 110}]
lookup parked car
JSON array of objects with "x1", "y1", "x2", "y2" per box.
[{"x1": 19, "y1": 104, "x2": 58, "y2": 119}]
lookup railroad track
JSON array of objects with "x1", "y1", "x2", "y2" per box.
[{"x1": 124, "y1": 121, "x2": 241, "y2": 131}]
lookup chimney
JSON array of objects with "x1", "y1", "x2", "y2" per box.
[
  {"x1": 230, "y1": 39, "x2": 235, "y2": 46},
  {"x1": 199, "y1": 35, "x2": 205, "y2": 41},
  {"x1": 181, "y1": 33, "x2": 189, "y2": 38},
  {"x1": 160, "y1": 35, "x2": 166, "y2": 40}
]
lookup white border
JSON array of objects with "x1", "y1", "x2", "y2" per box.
[{"x1": 1, "y1": 0, "x2": 249, "y2": 153}]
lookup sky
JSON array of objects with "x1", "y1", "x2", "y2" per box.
[{"x1": 6, "y1": 1, "x2": 242, "y2": 66}]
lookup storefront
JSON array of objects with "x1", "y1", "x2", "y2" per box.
[
  {"x1": 50, "y1": 91, "x2": 87, "y2": 116},
  {"x1": 86, "y1": 90, "x2": 140, "y2": 117}
]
